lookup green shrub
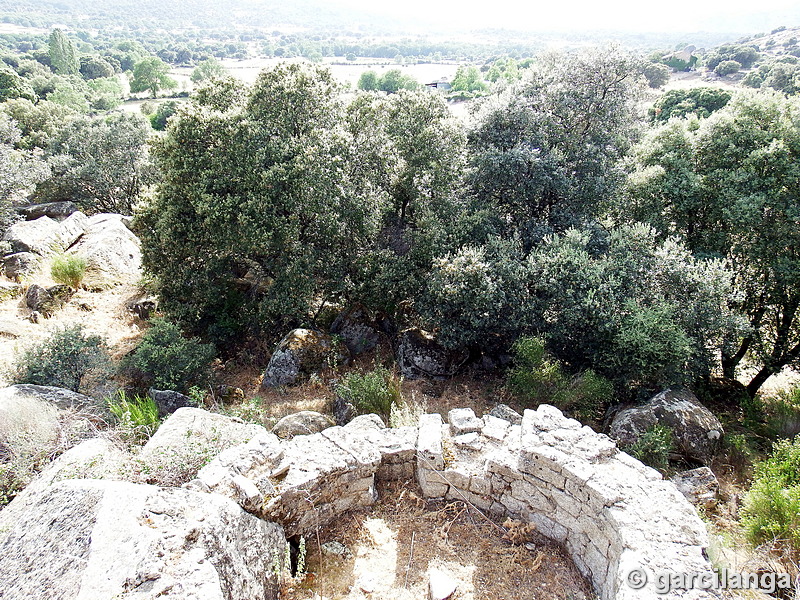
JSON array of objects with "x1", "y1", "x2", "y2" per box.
[
  {"x1": 10, "y1": 324, "x2": 109, "y2": 392},
  {"x1": 336, "y1": 366, "x2": 401, "y2": 419},
  {"x1": 106, "y1": 390, "x2": 160, "y2": 443},
  {"x1": 714, "y1": 60, "x2": 741, "y2": 76},
  {"x1": 564, "y1": 370, "x2": 615, "y2": 423},
  {"x1": 624, "y1": 424, "x2": 674, "y2": 471},
  {"x1": 123, "y1": 318, "x2": 215, "y2": 393},
  {"x1": 50, "y1": 253, "x2": 87, "y2": 289},
  {"x1": 507, "y1": 337, "x2": 614, "y2": 423},
  {"x1": 741, "y1": 437, "x2": 800, "y2": 556},
  {"x1": 507, "y1": 337, "x2": 568, "y2": 402}
]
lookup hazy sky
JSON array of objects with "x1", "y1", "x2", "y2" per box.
[{"x1": 330, "y1": 0, "x2": 799, "y2": 33}]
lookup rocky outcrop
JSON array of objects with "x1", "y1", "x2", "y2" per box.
[
  {"x1": 271, "y1": 410, "x2": 335, "y2": 439},
  {"x1": 0, "y1": 437, "x2": 129, "y2": 531},
  {"x1": 18, "y1": 201, "x2": 79, "y2": 221},
  {"x1": 261, "y1": 328, "x2": 348, "y2": 388},
  {"x1": 138, "y1": 407, "x2": 266, "y2": 486},
  {"x1": 330, "y1": 304, "x2": 382, "y2": 355},
  {"x1": 2, "y1": 216, "x2": 61, "y2": 255},
  {"x1": 0, "y1": 479, "x2": 287, "y2": 600},
  {"x1": 148, "y1": 388, "x2": 193, "y2": 418},
  {"x1": 609, "y1": 388, "x2": 724, "y2": 464},
  {"x1": 68, "y1": 213, "x2": 141, "y2": 289},
  {"x1": 395, "y1": 328, "x2": 469, "y2": 379}
]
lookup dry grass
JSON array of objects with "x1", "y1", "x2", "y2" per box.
[{"x1": 283, "y1": 480, "x2": 596, "y2": 600}]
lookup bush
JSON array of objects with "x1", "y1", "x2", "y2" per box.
[
  {"x1": 123, "y1": 318, "x2": 215, "y2": 393},
  {"x1": 715, "y1": 60, "x2": 741, "y2": 76},
  {"x1": 336, "y1": 366, "x2": 401, "y2": 419},
  {"x1": 106, "y1": 390, "x2": 160, "y2": 444},
  {"x1": 506, "y1": 337, "x2": 614, "y2": 423},
  {"x1": 741, "y1": 437, "x2": 800, "y2": 556},
  {"x1": 624, "y1": 424, "x2": 674, "y2": 471},
  {"x1": 507, "y1": 337, "x2": 567, "y2": 403},
  {"x1": 10, "y1": 324, "x2": 109, "y2": 392},
  {"x1": 766, "y1": 386, "x2": 800, "y2": 439},
  {"x1": 50, "y1": 253, "x2": 87, "y2": 289}
]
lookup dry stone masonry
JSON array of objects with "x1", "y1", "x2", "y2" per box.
[
  {"x1": 190, "y1": 404, "x2": 716, "y2": 600},
  {"x1": 0, "y1": 402, "x2": 715, "y2": 599}
]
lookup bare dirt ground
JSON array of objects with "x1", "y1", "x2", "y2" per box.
[{"x1": 282, "y1": 480, "x2": 596, "y2": 600}]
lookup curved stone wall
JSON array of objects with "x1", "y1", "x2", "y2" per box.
[{"x1": 191, "y1": 406, "x2": 717, "y2": 600}]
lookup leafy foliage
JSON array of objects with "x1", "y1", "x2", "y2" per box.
[
  {"x1": 506, "y1": 337, "x2": 614, "y2": 422},
  {"x1": 525, "y1": 224, "x2": 738, "y2": 390},
  {"x1": 10, "y1": 324, "x2": 110, "y2": 393},
  {"x1": 36, "y1": 112, "x2": 154, "y2": 213},
  {"x1": 130, "y1": 56, "x2": 177, "y2": 98},
  {"x1": 357, "y1": 69, "x2": 418, "y2": 93},
  {"x1": 335, "y1": 366, "x2": 401, "y2": 418},
  {"x1": 190, "y1": 58, "x2": 225, "y2": 83},
  {"x1": 140, "y1": 64, "x2": 385, "y2": 340},
  {"x1": 48, "y1": 29, "x2": 79, "y2": 76},
  {"x1": 122, "y1": 318, "x2": 216, "y2": 393},
  {"x1": 742, "y1": 437, "x2": 800, "y2": 556},
  {"x1": 106, "y1": 390, "x2": 160, "y2": 443},
  {"x1": 468, "y1": 46, "x2": 644, "y2": 247},
  {"x1": 50, "y1": 253, "x2": 87, "y2": 289},
  {"x1": 650, "y1": 87, "x2": 731, "y2": 122},
  {"x1": 625, "y1": 92, "x2": 800, "y2": 396},
  {"x1": 624, "y1": 424, "x2": 674, "y2": 471}
]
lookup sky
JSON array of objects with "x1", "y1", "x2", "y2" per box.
[{"x1": 330, "y1": 0, "x2": 800, "y2": 33}]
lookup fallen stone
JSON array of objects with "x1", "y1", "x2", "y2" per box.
[
  {"x1": 320, "y1": 541, "x2": 352, "y2": 559},
  {"x1": 0, "y1": 282, "x2": 22, "y2": 300},
  {"x1": 330, "y1": 304, "x2": 382, "y2": 355},
  {"x1": 2, "y1": 216, "x2": 60, "y2": 255},
  {"x1": 272, "y1": 410, "x2": 335, "y2": 439},
  {"x1": 25, "y1": 283, "x2": 73, "y2": 317},
  {"x1": 0, "y1": 479, "x2": 287, "y2": 600},
  {"x1": 396, "y1": 328, "x2": 468, "y2": 379},
  {"x1": 448, "y1": 407, "x2": 483, "y2": 435},
  {"x1": 68, "y1": 213, "x2": 141, "y2": 289},
  {"x1": 488, "y1": 403, "x2": 523, "y2": 425},
  {"x1": 139, "y1": 407, "x2": 265, "y2": 485},
  {"x1": 56, "y1": 211, "x2": 89, "y2": 248},
  {"x1": 0, "y1": 437, "x2": 129, "y2": 533},
  {"x1": 670, "y1": 467, "x2": 719, "y2": 509},
  {"x1": 332, "y1": 393, "x2": 357, "y2": 425},
  {"x1": 18, "y1": 201, "x2": 78, "y2": 221}
]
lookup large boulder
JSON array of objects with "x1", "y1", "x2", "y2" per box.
[
  {"x1": 395, "y1": 328, "x2": 469, "y2": 379},
  {"x1": 330, "y1": 304, "x2": 382, "y2": 355},
  {"x1": 138, "y1": 407, "x2": 266, "y2": 486},
  {"x1": 0, "y1": 479, "x2": 287, "y2": 600},
  {"x1": 2, "y1": 252, "x2": 39, "y2": 281},
  {"x1": 18, "y1": 201, "x2": 79, "y2": 221},
  {"x1": 261, "y1": 328, "x2": 348, "y2": 388},
  {"x1": 2, "y1": 216, "x2": 60, "y2": 255},
  {"x1": 68, "y1": 213, "x2": 141, "y2": 289},
  {"x1": 610, "y1": 387, "x2": 724, "y2": 463},
  {"x1": 0, "y1": 437, "x2": 129, "y2": 531},
  {"x1": 272, "y1": 410, "x2": 335, "y2": 439},
  {"x1": 56, "y1": 210, "x2": 89, "y2": 249}
]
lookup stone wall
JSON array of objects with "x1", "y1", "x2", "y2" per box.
[{"x1": 192, "y1": 405, "x2": 717, "y2": 600}]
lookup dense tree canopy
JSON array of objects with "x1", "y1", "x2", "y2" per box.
[
  {"x1": 130, "y1": 56, "x2": 176, "y2": 97},
  {"x1": 140, "y1": 64, "x2": 383, "y2": 341},
  {"x1": 467, "y1": 46, "x2": 645, "y2": 248},
  {"x1": 625, "y1": 91, "x2": 800, "y2": 395}
]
